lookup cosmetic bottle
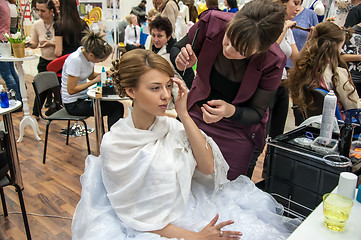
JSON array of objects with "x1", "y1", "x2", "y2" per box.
[
  {"x1": 339, "y1": 110, "x2": 355, "y2": 157},
  {"x1": 319, "y1": 90, "x2": 337, "y2": 144},
  {"x1": 0, "y1": 85, "x2": 9, "y2": 108}
]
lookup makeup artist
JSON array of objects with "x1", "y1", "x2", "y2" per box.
[{"x1": 171, "y1": 0, "x2": 287, "y2": 180}]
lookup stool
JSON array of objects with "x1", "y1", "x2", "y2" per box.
[{"x1": 117, "y1": 42, "x2": 126, "y2": 58}]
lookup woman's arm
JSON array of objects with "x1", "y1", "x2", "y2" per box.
[
  {"x1": 150, "y1": 214, "x2": 241, "y2": 240},
  {"x1": 67, "y1": 71, "x2": 100, "y2": 95},
  {"x1": 340, "y1": 54, "x2": 361, "y2": 62},
  {"x1": 88, "y1": 69, "x2": 100, "y2": 80},
  {"x1": 173, "y1": 78, "x2": 214, "y2": 174},
  {"x1": 124, "y1": 26, "x2": 131, "y2": 45},
  {"x1": 277, "y1": 20, "x2": 296, "y2": 45},
  {"x1": 54, "y1": 36, "x2": 63, "y2": 57},
  {"x1": 289, "y1": 43, "x2": 299, "y2": 65},
  {"x1": 202, "y1": 88, "x2": 277, "y2": 124}
]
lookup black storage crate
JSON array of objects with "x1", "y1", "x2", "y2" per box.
[{"x1": 265, "y1": 125, "x2": 354, "y2": 217}]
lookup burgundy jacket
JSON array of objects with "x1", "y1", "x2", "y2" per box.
[{"x1": 187, "y1": 10, "x2": 286, "y2": 149}]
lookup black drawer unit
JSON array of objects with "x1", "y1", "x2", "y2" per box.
[{"x1": 265, "y1": 125, "x2": 356, "y2": 217}]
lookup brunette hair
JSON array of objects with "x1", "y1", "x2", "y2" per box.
[
  {"x1": 206, "y1": 0, "x2": 218, "y2": 8},
  {"x1": 56, "y1": 0, "x2": 85, "y2": 45},
  {"x1": 111, "y1": 49, "x2": 174, "y2": 98},
  {"x1": 226, "y1": 0, "x2": 238, "y2": 9},
  {"x1": 81, "y1": 30, "x2": 113, "y2": 59},
  {"x1": 226, "y1": 0, "x2": 285, "y2": 58},
  {"x1": 149, "y1": 16, "x2": 173, "y2": 37},
  {"x1": 36, "y1": 0, "x2": 59, "y2": 21},
  {"x1": 286, "y1": 21, "x2": 355, "y2": 112}
]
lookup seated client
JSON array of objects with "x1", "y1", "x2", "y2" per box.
[
  {"x1": 71, "y1": 49, "x2": 299, "y2": 240},
  {"x1": 286, "y1": 21, "x2": 361, "y2": 115}
]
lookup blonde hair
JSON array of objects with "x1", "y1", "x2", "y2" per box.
[
  {"x1": 148, "y1": 9, "x2": 159, "y2": 19},
  {"x1": 81, "y1": 30, "x2": 113, "y2": 59},
  {"x1": 111, "y1": 49, "x2": 174, "y2": 98},
  {"x1": 125, "y1": 14, "x2": 137, "y2": 25}
]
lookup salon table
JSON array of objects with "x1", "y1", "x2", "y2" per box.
[
  {"x1": 0, "y1": 101, "x2": 23, "y2": 188},
  {"x1": 0, "y1": 55, "x2": 42, "y2": 142},
  {"x1": 287, "y1": 187, "x2": 361, "y2": 240},
  {"x1": 87, "y1": 88, "x2": 128, "y2": 156}
]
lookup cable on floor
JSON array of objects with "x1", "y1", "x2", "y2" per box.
[{"x1": 0, "y1": 211, "x2": 72, "y2": 220}]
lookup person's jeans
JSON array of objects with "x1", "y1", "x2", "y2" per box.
[{"x1": 0, "y1": 62, "x2": 22, "y2": 100}]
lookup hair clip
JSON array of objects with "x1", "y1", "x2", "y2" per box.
[{"x1": 104, "y1": 42, "x2": 108, "y2": 46}]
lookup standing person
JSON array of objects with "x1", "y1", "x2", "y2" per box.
[
  {"x1": 61, "y1": 31, "x2": 123, "y2": 130},
  {"x1": 124, "y1": 14, "x2": 145, "y2": 51},
  {"x1": 0, "y1": 0, "x2": 22, "y2": 101},
  {"x1": 28, "y1": 0, "x2": 60, "y2": 118},
  {"x1": 185, "y1": 0, "x2": 198, "y2": 23},
  {"x1": 131, "y1": 0, "x2": 147, "y2": 24},
  {"x1": 286, "y1": 21, "x2": 361, "y2": 114},
  {"x1": 171, "y1": 0, "x2": 287, "y2": 180},
  {"x1": 291, "y1": 0, "x2": 318, "y2": 52},
  {"x1": 54, "y1": 0, "x2": 89, "y2": 57},
  {"x1": 342, "y1": 22, "x2": 361, "y2": 96},
  {"x1": 223, "y1": 0, "x2": 239, "y2": 13},
  {"x1": 149, "y1": 16, "x2": 181, "y2": 76},
  {"x1": 158, "y1": 0, "x2": 179, "y2": 37},
  {"x1": 248, "y1": 0, "x2": 301, "y2": 178},
  {"x1": 344, "y1": 0, "x2": 361, "y2": 27},
  {"x1": 71, "y1": 49, "x2": 299, "y2": 240}
]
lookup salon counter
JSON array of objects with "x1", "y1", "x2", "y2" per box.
[{"x1": 288, "y1": 188, "x2": 361, "y2": 240}]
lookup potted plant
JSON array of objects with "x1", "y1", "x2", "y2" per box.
[{"x1": 3, "y1": 31, "x2": 30, "y2": 58}]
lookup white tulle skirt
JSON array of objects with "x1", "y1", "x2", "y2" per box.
[{"x1": 71, "y1": 156, "x2": 300, "y2": 240}]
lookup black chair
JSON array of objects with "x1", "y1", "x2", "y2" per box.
[
  {"x1": 0, "y1": 130, "x2": 31, "y2": 240},
  {"x1": 292, "y1": 88, "x2": 341, "y2": 126},
  {"x1": 32, "y1": 72, "x2": 91, "y2": 164}
]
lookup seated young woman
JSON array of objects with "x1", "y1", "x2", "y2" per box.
[
  {"x1": 61, "y1": 30, "x2": 124, "y2": 129},
  {"x1": 286, "y1": 21, "x2": 361, "y2": 115},
  {"x1": 71, "y1": 49, "x2": 299, "y2": 240}
]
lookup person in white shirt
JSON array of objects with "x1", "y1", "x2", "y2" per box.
[
  {"x1": 61, "y1": 30, "x2": 123, "y2": 129},
  {"x1": 124, "y1": 14, "x2": 145, "y2": 51}
]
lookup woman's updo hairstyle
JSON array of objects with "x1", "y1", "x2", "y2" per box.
[
  {"x1": 226, "y1": 0, "x2": 285, "y2": 58},
  {"x1": 81, "y1": 30, "x2": 113, "y2": 59},
  {"x1": 111, "y1": 49, "x2": 174, "y2": 98}
]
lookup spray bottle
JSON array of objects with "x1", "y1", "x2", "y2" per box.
[{"x1": 319, "y1": 90, "x2": 337, "y2": 145}]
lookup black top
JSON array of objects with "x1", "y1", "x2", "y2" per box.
[
  {"x1": 131, "y1": 6, "x2": 147, "y2": 24},
  {"x1": 343, "y1": 25, "x2": 361, "y2": 83},
  {"x1": 54, "y1": 19, "x2": 89, "y2": 56},
  {"x1": 152, "y1": 37, "x2": 176, "y2": 54},
  {"x1": 171, "y1": 33, "x2": 277, "y2": 125},
  {"x1": 344, "y1": 4, "x2": 361, "y2": 28}
]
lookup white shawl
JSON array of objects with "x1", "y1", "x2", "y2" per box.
[{"x1": 101, "y1": 112, "x2": 229, "y2": 232}]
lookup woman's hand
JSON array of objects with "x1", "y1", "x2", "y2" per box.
[
  {"x1": 175, "y1": 44, "x2": 197, "y2": 71},
  {"x1": 197, "y1": 214, "x2": 242, "y2": 240},
  {"x1": 201, "y1": 100, "x2": 235, "y2": 124},
  {"x1": 39, "y1": 41, "x2": 55, "y2": 48},
  {"x1": 172, "y1": 77, "x2": 189, "y2": 119},
  {"x1": 285, "y1": 20, "x2": 297, "y2": 30}
]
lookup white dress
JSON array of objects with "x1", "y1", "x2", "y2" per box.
[{"x1": 71, "y1": 111, "x2": 300, "y2": 240}]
